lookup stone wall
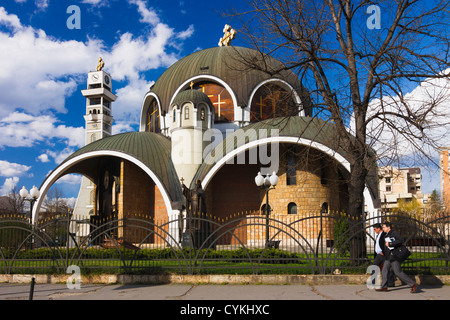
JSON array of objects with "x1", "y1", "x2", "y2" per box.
[{"x1": 118, "y1": 159, "x2": 168, "y2": 244}]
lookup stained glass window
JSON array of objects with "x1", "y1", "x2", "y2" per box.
[
  {"x1": 250, "y1": 83, "x2": 298, "y2": 122},
  {"x1": 146, "y1": 99, "x2": 160, "y2": 133}
]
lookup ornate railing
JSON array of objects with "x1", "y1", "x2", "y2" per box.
[{"x1": 1, "y1": 212, "x2": 449, "y2": 275}]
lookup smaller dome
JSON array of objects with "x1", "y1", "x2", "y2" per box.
[{"x1": 172, "y1": 89, "x2": 214, "y2": 109}]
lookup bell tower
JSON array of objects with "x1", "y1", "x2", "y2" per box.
[
  {"x1": 72, "y1": 58, "x2": 117, "y2": 218},
  {"x1": 81, "y1": 57, "x2": 117, "y2": 143}
]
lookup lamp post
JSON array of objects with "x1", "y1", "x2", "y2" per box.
[
  {"x1": 20, "y1": 186, "x2": 40, "y2": 224},
  {"x1": 255, "y1": 172, "x2": 278, "y2": 244}
]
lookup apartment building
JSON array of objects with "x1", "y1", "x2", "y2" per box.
[
  {"x1": 378, "y1": 166, "x2": 427, "y2": 210},
  {"x1": 439, "y1": 147, "x2": 450, "y2": 213}
]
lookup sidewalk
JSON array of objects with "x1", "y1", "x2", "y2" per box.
[{"x1": 1, "y1": 282, "x2": 449, "y2": 300}]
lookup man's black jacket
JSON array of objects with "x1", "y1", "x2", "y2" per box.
[{"x1": 383, "y1": 229, "x2": 404, "y2": 261}]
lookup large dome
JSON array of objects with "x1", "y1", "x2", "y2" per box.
[{"x1": 148, "y1": 46, "x2": 311, "y2": 114}]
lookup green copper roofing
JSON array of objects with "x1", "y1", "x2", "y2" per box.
[
  {"x1": 59, "y1": 132, "x2": 184, "y2": 207},
  {"x1": 192, "y1": 116, "x2": 379, "y2": 200},
  {"x1": 150, "y1": 46, "x2": 310, "y2": 113}
]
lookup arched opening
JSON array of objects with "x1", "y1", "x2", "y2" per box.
[
  {"x1": 261, "y1": 204, "x2": 272, "y2": 215},
  {"x1": 207, "y1": 150, "x2": 262, "y2": 220},
  {"x1": 36, "y1": 156, "x2": 171, "y2": 246},
  {"x1": 202, "y1": 142, "x2": 351, "y2": 246},
  {"x1": 288, "y1": 202, "x2": 297, "y2": 215},
  {"x1": 34, "y1": 151, "x2": 175, "y2": 224}
]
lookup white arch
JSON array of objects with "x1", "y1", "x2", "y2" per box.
[
  {"x1": 32, "y1": 150, "x2": 175, "y2": 223},
  {"x1": 139, "y1": 92, "x2": 163, "y2": 132},
  {"x1": 246, "y1": 79, "x2": 305, "y2": 121},
  {"x1": 201, "y1": 136, "x2": 376, "y2": 213}
]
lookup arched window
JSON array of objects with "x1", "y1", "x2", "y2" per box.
[
  {"x1": 288, "y1": 202, "x2": 297, "y2": 214},
  {"x1": 321, "y1": 202, "x2": 328, "y2": 214},
  {"x1": 199, "y1": 107, "x2": 206, "y2": 121},
  {"x1": 146, "y1": 99, "x2": 160, "y2": 133},
  {"x1": 261, "y1": 204, "x2": 271, "y2": 215},
  {"x1": 250, "y1": 83, "x2": 298, "y2": 122},
  {"x1": 184, "y1": 105, "x2": 189, "y2": 119},
  {"x1": 194, "y1": 81, "x2": 234, "y2": 123},
  {"x1": 173, "y1": 107, "x2": 176, "y2": 123},
  {"x1": 286, "y1": 148, "x2": 296, "y2": 185}
]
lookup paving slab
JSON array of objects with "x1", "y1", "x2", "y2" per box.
[{"x1": 1, "y1": 283, "x2": 449, "y2": 301}]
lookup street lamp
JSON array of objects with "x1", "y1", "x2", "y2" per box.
[
  {"x1": 255, "y1": 171, "x2": 278, "y2": 244},
  {"x1": 20, "y1": 186, "x2": 40, "y2": 223}
]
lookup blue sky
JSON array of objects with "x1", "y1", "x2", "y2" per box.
[
  {"x1": 0, "y1": 0, "x2": 445, "y2": 204},
  {"x1": 0, "y1": 0, "x2": 248, "y2": 202}
]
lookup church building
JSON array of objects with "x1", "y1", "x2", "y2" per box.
[{"x1": 33, "y1": 27, "x2": 379, "y2": 246}]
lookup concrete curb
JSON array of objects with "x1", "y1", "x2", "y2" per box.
[{"x1": 1, "y1": 274, "x2": 449, "y2": 286}]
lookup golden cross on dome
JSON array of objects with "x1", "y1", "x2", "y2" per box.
[{"x1": 218, "y1": 24, "x2": 237, "y2": 47}]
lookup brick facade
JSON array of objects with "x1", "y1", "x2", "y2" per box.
[
  {"x1": 441, "y1": 148, "x2": 450, "y2": 214},
  {"x1": 204, "y1": 144, "x2": 349, "y2": 245},
  {"x1": 118, "y1": 159, "x2": 168, "y2": 244},
  {"x1": 207, "y1": 145, "x2": 349, "y2": 219}
]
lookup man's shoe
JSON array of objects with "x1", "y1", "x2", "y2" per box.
[
  {"x1": 376, "y1": 288, "x2": 388, "y2": 292},
  {"x1": 410, "y1": 283, "x2": 418, "y2": 293}
]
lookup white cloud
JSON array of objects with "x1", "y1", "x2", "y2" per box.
[
  {"x1": 0, "y1": 4, "x2": 195, "y2": 153},
  {"x1": 0, "y1": 7, "x2": 22, "y2": 29},
  {"x1": 0, "y1": 160, "x2": 31, "y2": 177},
  {"x1": 54, "y1": 174, "x2": 82, "y2": 185},
  {"x1": 129, "y1": 0, "x2": 160, "y2": 26},
  {"x1": 176, "y1": 24, "x2": 194, "y2": 40},
  {"x1": 113, "y1": 78, "x2": 154, "y2": 122},
  {"x1": 37, "y1": 154, "x2": 50, "y2": 163},
  {"x1": 0, "y1": 177, "x2": 20, "y2": 196},
  {"x1": 112, "y1": 121, "x2": 136, "y2": 134},
  {"x1": 81, "y1": 0, "x2": 106, "y2": 5},
  {"x1": 105, "y1": 27, "x2": 178, "y2": 82},
  {"x1": 64, "y1": 197, "x2": 77, "y2": 208},
  {"x1": 13, "y1": 0, "x2": 50, "y2": 10},
  {"x1": 351, "y1": 70, "x2": 450, "y2": 168},
  {"x1": 0, "y1": 112, "x2": 85, "y2": 149},
  {"x1": 46, "y1": 147, "x2": 77, "y2": 165},
  {"x1": 0, "y1": 9, "x2": 102, "y2": 117},
  {"x1": 35, "y1": 0, "x2": 49, "y2": 10},
  {"x1": 0, "y1": 6, "x2": 192, "y2": 120}
]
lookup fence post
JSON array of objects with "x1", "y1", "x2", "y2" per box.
[{"x1": 29, "y1": 277, "x2": 35, "y2": 300}]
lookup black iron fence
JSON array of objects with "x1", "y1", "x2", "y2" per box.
[{"x1": 1, "y1": 212, "x2": 449, "y2": 275}]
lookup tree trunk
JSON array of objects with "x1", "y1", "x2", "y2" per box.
[{"x1": 348, "y1": 141, "x2": 368, "y2": 264}]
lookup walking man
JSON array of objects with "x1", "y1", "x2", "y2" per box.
[
  {"x1": 376, "y1": 222, "x2": 418, "y2": 293},
  {"x1": 372, "y1": 223, "x2": 395, "y2": 287}
]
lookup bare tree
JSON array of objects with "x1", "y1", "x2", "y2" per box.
[
  {"x1": 229, "y1": 0, "x2": 450, "y2": 260},
  {"x1": 5, "y1": 186, "x2": 25, "y2": 215},
  {"x1": 44, "y1": 186, "x2": 71, "y2": 215}
]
